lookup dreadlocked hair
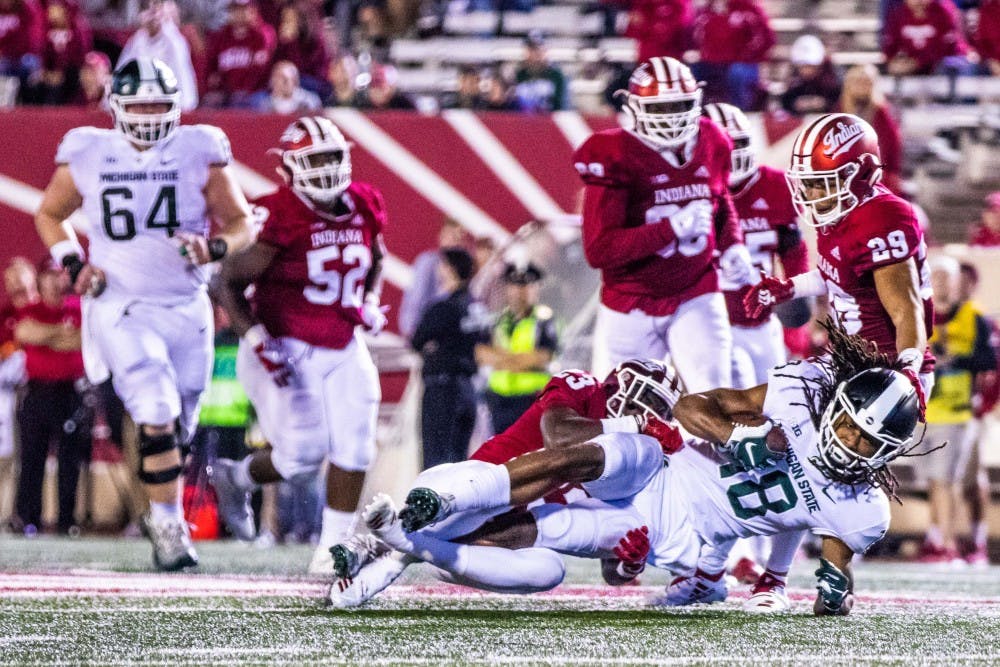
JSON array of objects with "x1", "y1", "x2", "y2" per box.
[{"x1": 774, "y1": 317, "x2": 932, "y2": 503}]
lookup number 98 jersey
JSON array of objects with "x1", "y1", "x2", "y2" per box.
[
  {"x1": 55, "y1": 125, "x2": 232, "y2": 300},
  {"x1": 251, "y1": 183, "x2": 386, "y2": 350}
]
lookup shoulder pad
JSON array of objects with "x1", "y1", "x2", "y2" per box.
[
  {"x1": 179, "y1": 125, "x2": 233, "y2": 166},
  {"x1": 573, "y1": 130, "x2": 630, "y2": 187},
  {"x1": 55, "y1": 127, "x2": 109, "y2": 165}
]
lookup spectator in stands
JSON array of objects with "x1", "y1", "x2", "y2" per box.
[
  {"x1": 412, "y1": 248, "x2": 485, "y2": 470},
  {"x1": 690, "y1": 0, "x2": 775, "y2": 111},
  {"x1": 71, "y1": 49, "x2": 110, "y2": 108},
  {"x1": 0, "y1": 258, "x2": 35, "y2": 528},
  {"x1": 623, "y1": 0, "x2": 694, "y2": 63},
  {"x1": 837, "y1": 64, "x2": 904, "y2": 195},
  {"x1": 399, "y1": 218, "x2": 469, "y2": 339},
  {"x1": 274, "y1": 2, "x2": 329, "y2": 97},
  {"x1": 356, "y1": 62, "x2": 414, "y2": 109},
  {"x1": 13, "y1": 260, "x2": 91, "y2": 536},
  {"x1": 442, "y1": 65, "x2": 486, "y2": 110},
  {"x1": 252, "y1": 59, "x2": 321, "y2": 112},
  {"x1": 482, "y1": 68, "x2": 514, "y2": 111},
  {"x1": 513, "y1": 31, "x2": 569, "y2": 112},
  {"x1": 26, "y1": 0, "x2": 91, "y2": 105},
  {"x1": 0, "y1": 0, "x2": 45, "y2": 100},
  {"x1": 118, "y1": 0, "x2": 198, "y2": 110},
  {"x1": 324, "y1": 52, "x2": 357, "y2": 107},
  {"x1": 883, "y1": 0, "x2": 973, "y2": 76},
  {"x1": 477, "y1": 262, "x2": 558, "y2": 435},
  {"x1": 918, "y1": 255, "x2": 996, "y2": 564},
  {"x1": 968, "y1": 191, "x2": 1000, "y2": 247},
  {"x1": 354, "y1": 2, "x2": 390, "y2": 61},
  {"x1": 974, "y1": 0, "x2": 1000, "y2": 76},
  {"x1": 779, "y1": 34, "x2": 841, "y2": 116},
  {"x1": 204, "y1": 0, "x2": 276, "y2": 108}
]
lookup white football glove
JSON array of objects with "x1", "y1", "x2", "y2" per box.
[
  {"x1": 361, "y1": 296, "x2": 389, "y2": 335},
  {"x1": 719, "y1": 244, "x2": 755, "y2": 287}
]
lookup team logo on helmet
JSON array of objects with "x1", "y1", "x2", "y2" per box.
[
  {"x1": 822, "y1": 121, "x2": 866, "y2": 159},
  {"x1": 277, "y1": 116, "x2": 352, "y2": 204}
]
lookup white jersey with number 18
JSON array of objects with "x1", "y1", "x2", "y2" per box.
[{"x1": 55, "y1": 125, "x2": 232, "y2": 302}]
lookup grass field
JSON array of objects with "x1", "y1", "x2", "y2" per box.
[{"x1": 1, "y1": 536, "x2": 998, "y2": 666}]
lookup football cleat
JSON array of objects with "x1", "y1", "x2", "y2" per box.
[
  {"x1": 364, "y1": 493, "x2": 414, "y2": 553},
  {"x1": 398, "y1": 487, "x2": 454, "y2": 533},
  {"x1": 141, "y1": 513, "x2": 198, "y2": 572},
  {"x1": 331, "y1": 533, "x2": 391, "y2": 580},
  {"x1": 744, "y1": 572, "x2": 791, "y2": 613},
  {"x1": 308, "y1": 544, "x2": 335, "y2": 575},
  {"x1": 327, "y1": 551, "x2": 412, "y2": 609},
  {"x1": 208, "y1": 458, "x2": 256, "y2": 542},
  {"x1": 652, "y1": 570, "x2": 727, "y2": 607}
]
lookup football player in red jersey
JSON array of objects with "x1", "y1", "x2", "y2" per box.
[
  {"x1": 574, "y1": 56, "x2": 755, "y2": 393},
  {"x1": 327, "y1": 359, "x2": 683, "y2": 608},
  {"x1": 211, "y1": 116, "x2": 388, "y2": 574}
]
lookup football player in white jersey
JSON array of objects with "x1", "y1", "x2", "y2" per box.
[
  {"x1": 337, "y1": 324, "x2": 921, "y2": 615},
  {"x1": 33, "y1": 58, "x2": 253, "y2": 571}
]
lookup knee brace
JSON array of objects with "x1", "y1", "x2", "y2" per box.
[{"x1": 138, "y1": 431, "x2": 182, "y2": 485}]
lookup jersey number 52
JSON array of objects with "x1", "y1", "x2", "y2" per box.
[{"x1": 304, "y1": 243, "x2": 372, "y2": 308}]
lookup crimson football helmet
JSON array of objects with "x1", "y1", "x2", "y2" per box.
[
  {"x1": 702, "y1": 103, "x2": 755, "y2": 186},
  {"x1": 620, "y1": 57, "x2": 702, "y2": 148},
  {"x1": 785, "y1": 113, "x2": 883, "y2": 228},
  {"x1": 814, "y1": 368, "x2": 919, "y2": 485},
  {"x1": 604, "y1": 359, "x2": 683, "y2": 422},
  {"x1": 109, "y1": 58, "x2": 181, "y2": 146},
  {"x1": 278, "y1": 116, "x2": 352, "y2": 203}
]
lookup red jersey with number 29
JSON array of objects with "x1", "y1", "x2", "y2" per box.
[
  {"x1": 471, "y1": 370, "x2": 608, "y2": 464},
  {"x1": 252, "y1": 183, "x2": 386, "y2": 350},
  {"x1": 816, "y1": 186, "x2": 934, "y2": 372}
]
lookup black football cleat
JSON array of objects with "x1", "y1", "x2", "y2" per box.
[{"x1": 398, "y1": 487, "x2": 453, "y2": 533}]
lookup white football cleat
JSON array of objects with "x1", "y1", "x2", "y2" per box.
[
  {"x1": 208, "y1": 458, "x2": 256, "y2": 542},
  {"x1": 652, "y1": 570, "x2": 727, "y2": 607},
  {"x1": 743, "y1": 572, "x2": 791, "y2": 613},
  {"x1": 327, "y1": 551, "x2": 412, "y2": 609},
  {"x1": 142, "y1": 513, "x2": 198, "y2": 572},
  {"x1": 308, "y1": 544, "x2": 335, "y2": 575},
  {"x1": 331, "y1": 533, "x2": 391, "y2": 580},
  {"x1": 363, "y1": 493, "x2": 412, "y2": 553}
]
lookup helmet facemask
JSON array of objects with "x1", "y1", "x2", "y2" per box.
[
  {"x1": 605, "y1": 362, "x2": 681, "y2": 422},
  {"x1": 628, "y1": 88, "x2": 702, "y2": 148},
  {"x1": 785, "y1": 161, "x2": 862, "y2": 228},
  {"x1": 729, "y1": 133, "x2": 756, "y2": 186},
  {"x1": 110, "y1": 89, "x2": 180, "y2": 147},
  {"x1": 284, "y1": 145, "x2": 352, "y2": 204}
]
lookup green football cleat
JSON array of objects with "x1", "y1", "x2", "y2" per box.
[{"x1": 398, "y1": 487, "x2": 453, "y2": 533}]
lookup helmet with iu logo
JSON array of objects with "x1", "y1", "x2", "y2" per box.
[
  {"x1": 277, "y1": 116, "x2": 352, "y2": 203},
  {"x1": 786, "y1": 112, "x2": 883, "y2": 228},
  {"x1": 603, "y1": 358, "x2": 683, "y2": 423},
  {"x1": 619, "y1": 57, "x2": 702, "y2": 148}
]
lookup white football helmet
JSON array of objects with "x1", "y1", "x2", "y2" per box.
[
  {"x1": 603, "y1": 358, "x2": 683, "y2": 423},
  {"x1": 109, "y1": 58, "x2": 181, "y2": 146},
  {"x1": 620, "y1": 57, "x2": 703, "y2": 148},
  {"x1": 703, "y1": 102, "x2": 756, "y2": 185},
  {"x1": 278, "y1": 116, "x2": 352, "y2": 203}
]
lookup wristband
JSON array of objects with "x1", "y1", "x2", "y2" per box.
[
  {"x1": 790, "y1": 270, "x2": 826, "y2": 298},
  {"x1": 208, "y1": 237, "x2": 228, "y2": 261},
  {"x1": 244, "y1": 323, "x2": 269, "y2": 349},
  {"x1": 601, "y1": 416, "x2": 640, "y2": 434},
  {"x1": 51, "y1": 239, "x2": 85, "y2": 266},
  {"x1": 897, "y1": 347, "x2": 922, "y2": 374},
  {"x1": 61, "y1": 253, "x2": 86, "y2": 285}
]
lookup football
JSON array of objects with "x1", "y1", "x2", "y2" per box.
[{"x1": 729, "y1": 412, "x2": 788, "y2": 455}]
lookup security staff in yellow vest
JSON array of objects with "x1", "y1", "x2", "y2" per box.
[
  {"x1": 918, "y1": 256, "x2": 997, "y2": 563},
  {"x1": 476, "y1": 262, "x2": 559, "y2": 434}
]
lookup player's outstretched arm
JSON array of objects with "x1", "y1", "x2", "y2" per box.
[
  {"x1": 214, "y1": 242, "x2": 279, "y2": 337},
  {"x1": 873, "y1": 258, "x2": 927, "y2": 364},
  {"x1": 360, "y1": 233, "x2": 389, "y2": 334},
  {"x1": 34, "y1": 165, "x2": 83, "y2": 249},
  {"x1": 814, "y1": 536, "x2": 855, "y2": 616},
  {"x1": 673, "y1": 384, "x2": 768, "y2": 444},
  {"x1": 202, "y1": 165, "x2": 254, "y2": 260},
  {"x1": 539, "y1": 406, "x2": 605, "y2": 450}
]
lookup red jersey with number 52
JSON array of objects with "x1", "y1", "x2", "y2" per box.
[
  {"x1": 725, "y1": 165, "x2": 808, "y2": 327},
  {"x1": 252, "y1": 183, "x2": 386, "y2": 350},
  {"x1": 471, "y1": 370, "x2": 608, "y2": 464},
  {"x1": 574, "y1": 120, "x2": 740, "y2": 316},
  {"x1": 816, "y1": 186, "x2": 934, "y2": 371}
]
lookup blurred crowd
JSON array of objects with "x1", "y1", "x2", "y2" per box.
[{"x1": 1, "y1": 0, "x2": 998, "y2": 114}]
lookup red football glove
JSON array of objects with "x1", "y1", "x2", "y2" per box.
[
  {"x1": 902, "y1": 368, "x2": 927, "y2": 421},
  {"x1": 642, "y1": 416, "x2": 685, "y2": 455},
  {"x1": 246, "y1": 325, "x2": 296, "y2": 388},
  {"x1": 742, "y1": 275, "x2": 795, "y2": 320},
  {"x1": 612, "y1": 526, "x2": 650, "y2": 579}
]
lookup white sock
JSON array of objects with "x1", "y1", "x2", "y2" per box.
[
  {"x1": 319, "y1": 507, "x2": 357, "y2": 548},
  {"x1": 766, "y1": 530, "x2": 804, "y2": 575},
  {"x1": 973, "y1": 522, "x2": 987, "y2": 549},
  {"x1": 149, "y1": 500, "x2": 182, "y2": 523},
  {"x1": 699, "y1": 539, "x2": 734, "y2": 575},
  {"x1": 424, "y1": 461, "x2": 510, "y2": 514},
  {"x1": 925, "y1": 525, "x2": 943, "y2": 548},
  {"x1": 404, "y1": 530, "x2": 564, "y2": 593},
  {"x1": 234, "y1": 456, "x2": 257, "y2": 491}
]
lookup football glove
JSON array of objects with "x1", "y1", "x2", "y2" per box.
[
  {"x1": 612, "y1": 526, "x2": 650, "y2": 579},
  {"x1": 724, "y1": 420, "x2": 788, "y2": 471},
  {"x1": 719, "y1": 244, "x2": 755, "y2": 287},
  {"x1": 743, "y1": 275, "x2": 794, "y2": 320},
  {"x1": 642, "y1": 416, "x2": 685, "y2": 455},
  {"x1": 245, "y1": 324, "x2": 296, "y2": 388},
  {"x1": 815, "y1": 557, "x2": 851, "y2": 615},
  {"x1": 361, "y1": 296, "x2": 389, "y2": 335},
  {"x1": 897, "y1": 348, "x2": 926, "y2": 421}
]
